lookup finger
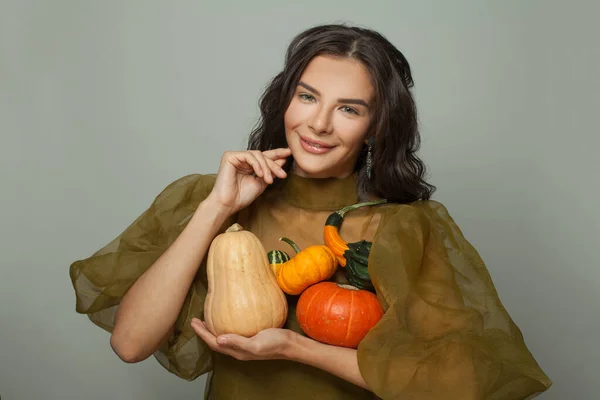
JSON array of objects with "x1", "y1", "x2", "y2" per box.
[
  {"x1": 250, "y1": 151, "x2": 273, "y2": 184},
  {"x1": 263, "y1": 147, "x2": 292, "y2": 161},
  {"x1": 229, "y1": 152, "x2": 263, "y2": 177},
  {"x1": 190, "y1": 320, "x2": 251, "y2": 360},
  {"x1": 190, "y1": 319, "x2": 219, "y2": 349},
  {"x1": 217, "y1": 334, "x2": 253, "y2": 352},
  {"x1": 264, "y1": 156, "x2": 287, "y2": 179},
  {"x1": 273, "y1": 157, "x2": 288, "y2": 168}
]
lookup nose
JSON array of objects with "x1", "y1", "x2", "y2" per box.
[{"x1": 308, "y1": 105, "x2": 333, "y2": 135}]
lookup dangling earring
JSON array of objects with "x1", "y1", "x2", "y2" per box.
[{"x1": 366, "y1": 136, "x2": 375, "y2": 179}]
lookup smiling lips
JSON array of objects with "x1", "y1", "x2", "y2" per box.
[{"x1": 299, "y1": 135, "x2": 335, "y2": 154}]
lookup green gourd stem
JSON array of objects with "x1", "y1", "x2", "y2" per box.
[
  {"x1": 326, "y1": 199, "x2": 387, "y2": 227},
  {"x1": 279, "y1": 237, "x2": 301, "y2": 254},
  {"x1": 337, "y1": 199, "x2": 387, "y2": 218}
]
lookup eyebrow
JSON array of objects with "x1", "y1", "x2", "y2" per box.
[{"x1": 298, "y1": 81, "x2": 370, "y2": 108}]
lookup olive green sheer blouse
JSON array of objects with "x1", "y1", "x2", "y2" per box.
[{"x1": 70, "y1": 173, "x2": 551, "y2": 399}]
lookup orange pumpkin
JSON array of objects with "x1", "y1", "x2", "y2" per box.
[{"x1": 296, "y1": 282, "x2": 384, "y2": 348}]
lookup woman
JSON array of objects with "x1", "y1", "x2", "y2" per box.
[{"x1": 70, "y1": 24, "x2": 551, "y2": 399}]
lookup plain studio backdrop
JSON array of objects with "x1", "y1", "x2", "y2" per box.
[{"x1": 1, "y1": 1, "x2": 598, "y2": 399}]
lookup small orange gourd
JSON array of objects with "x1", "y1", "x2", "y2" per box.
[
  {"x1": 204, "y1": 223, "x2": 288, "y2": 337},
  {"x1": 275, "y1": 237, "x2": 337, "y2": 295}
]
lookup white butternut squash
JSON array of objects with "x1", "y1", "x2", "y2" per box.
[{"x1": 204, "y1": 223, "x2": 288, "y2": 337}]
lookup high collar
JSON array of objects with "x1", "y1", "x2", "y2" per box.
[{"x1": 278, "y1": 172, "x2": 359, "y2": 211}]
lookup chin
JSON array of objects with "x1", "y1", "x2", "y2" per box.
[{"x1": 292, "y1": 156, "x2": 340, "y2": 178}]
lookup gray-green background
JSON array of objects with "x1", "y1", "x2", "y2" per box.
[{"x1": 1, "y1": 1, "x2": 597, "y2": 399}]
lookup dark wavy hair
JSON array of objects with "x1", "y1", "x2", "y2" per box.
[{"x1": 247, "y1": 23, "x2": 435, "y2": 203}]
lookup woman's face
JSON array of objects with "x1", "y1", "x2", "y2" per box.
[{"x1": 284, "y1": 55, "x2": 374, "y2": 179}]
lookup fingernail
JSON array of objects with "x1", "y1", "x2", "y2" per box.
[{"x1": 217, "y1": 336, "x2": 228, "y2": 345}]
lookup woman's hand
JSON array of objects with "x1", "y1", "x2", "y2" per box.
[
  {"x1": 191, "y1": 318, "x2": 370, "y2": 389},
  {"x1": 205, "y1": 148, "x2": 292, "y2": 216},
  {"x1": 191, "y1": 318, "x2": 298, "y2": 361}
]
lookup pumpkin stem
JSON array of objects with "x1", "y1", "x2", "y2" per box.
[
  {"x1": 226, "y1": 223, "x2": 244, "y2": 233},
  {"x1": 336, "y1": 199, "x2": 387, "y2": 218},
  {"x1": 279, "y1": 237, "x2": 301, "y2": 254},
  {"x1": 337, "y1": 283, "x2": 360, "y2": 291}
]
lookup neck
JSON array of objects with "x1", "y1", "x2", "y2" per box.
[
  {"x1": 291, "y1": 162, "x2": 355, "y2": 180},
  {"x1": 275, "y1": 171, "x2": 360, "y2": 211}
]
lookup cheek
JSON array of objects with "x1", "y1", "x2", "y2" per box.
[
  {"x1": 284, "y1": 101, "x2": 304, "y2": 130},
  {"x1": 336, "y1": 119, "x2": 371, "y2": 149}
]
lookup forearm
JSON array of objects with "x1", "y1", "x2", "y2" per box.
[
  {"x1": 284, "y1": 334, "x2": 370, "y2": 391},
  {"x1": 111, "y1": 199, "x2": 231, "y2": 362}
]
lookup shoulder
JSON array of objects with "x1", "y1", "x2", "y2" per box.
[
  {"x1": 379, "y1": 199, "x2": 445, "y2": 220},
  {"x1": 162, "y1": 173, "x2": 217, "y2": 191},
  {"x1": 153, "y1": 173, "x2": 218, "y2": 206},
  {"x1": 376, "y1": 200, "x2": 454, "y2": 235}
]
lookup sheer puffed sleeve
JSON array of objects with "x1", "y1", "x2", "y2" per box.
[
  {"x1": 357, "y1": 201, "x2": 551, "y2": 400},
  {"x1": 69, "y1": 174, "x2": 235, "y2": 381}
]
